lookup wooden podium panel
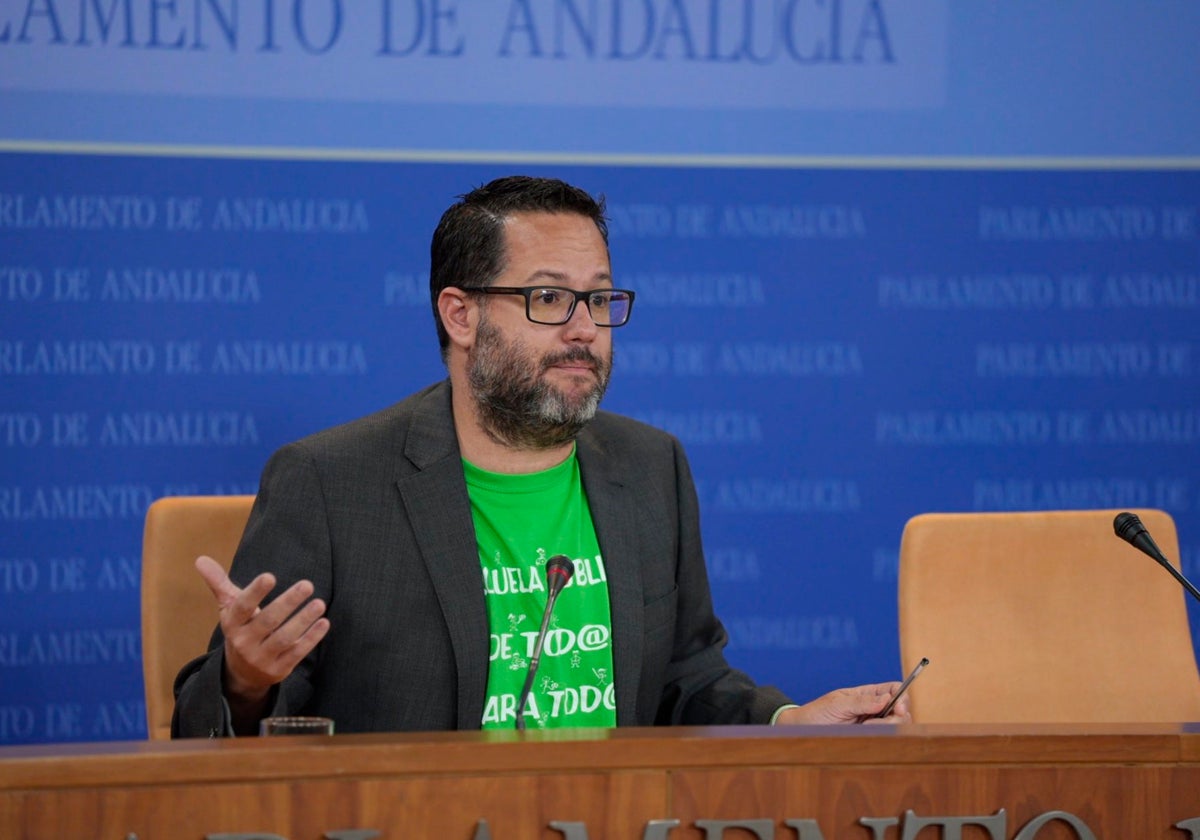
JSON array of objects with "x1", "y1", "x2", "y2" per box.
[
  {"x1": 1, "y1": 724, "x2": 1199, "y2": 838},
  {"x1": 3, "y1": 772, "x2": 668, "y2": 838}
]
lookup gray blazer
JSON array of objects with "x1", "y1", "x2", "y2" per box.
[{"x1": 172, "y1": 381, "x2": 791, "y2": 736}]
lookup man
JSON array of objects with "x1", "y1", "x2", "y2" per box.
[{"x1": 173, "y1": 175, "x2": 906, "y2": 737}]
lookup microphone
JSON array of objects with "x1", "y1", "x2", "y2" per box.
[
  {"x1": 1113, "y1": 512, "x2": 1200, "y2": 604},
  {"x1": 515, "y1": 554, "x2": 574, "y2": 731}
]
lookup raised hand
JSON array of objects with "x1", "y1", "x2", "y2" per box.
[{"x1": 194, "y1": 555, "x2": 330, "y2": 710}]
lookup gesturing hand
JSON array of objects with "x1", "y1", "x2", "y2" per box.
[{"x1": 194, "y1": 555, "x2": 331, "y2": 706}]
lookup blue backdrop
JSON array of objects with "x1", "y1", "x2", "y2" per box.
[{"x1": 1, "y1": 1, "x2": 1198, "y2": 744}]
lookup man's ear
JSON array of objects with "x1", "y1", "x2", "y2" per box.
[{"x1": 438, "y1": 287, "x2": 477, "y2": 350}]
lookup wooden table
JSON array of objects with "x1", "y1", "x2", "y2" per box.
[{"x1": 2, "y1": 724, "x2": 1199, "y2": 838}]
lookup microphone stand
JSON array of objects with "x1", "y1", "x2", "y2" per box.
[{"x1": 515, "y1": 555, "x2": 574, "y2": 731}]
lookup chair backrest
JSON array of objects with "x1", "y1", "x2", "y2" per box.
[
  {"x1": 141, "y1": 495, "x2": 255, "y2": 739},
  {"x1": 898, "y1": 508, "x2": 1200, "y2": 724}
]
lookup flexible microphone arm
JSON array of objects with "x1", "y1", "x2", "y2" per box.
[
  {"x1": 1113, "y1": 512, "x2": 1200, "y2": 604},
  {"x1": 515, "y1": 555, "x2": 575, "y2": 731}
]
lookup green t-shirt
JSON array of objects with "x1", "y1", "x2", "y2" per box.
[{"x1": 464, "y1": 450, "x2": 616, "y2": 730}]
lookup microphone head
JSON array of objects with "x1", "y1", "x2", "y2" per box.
[
  {"x1": 545, "y1": 554, "x2": 574, "y2": 597},
  {"x1": 1113, "y1": 511, "x2": 1145, "y2": 544},
  {"x1": 1113, "y1": 510, "x2": 1171, "y2": 568}
]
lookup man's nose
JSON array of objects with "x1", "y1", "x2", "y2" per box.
[{"x1": 561, "y1": 297, "x2": 599, "y2": 340}]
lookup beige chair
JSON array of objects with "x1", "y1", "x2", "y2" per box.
[
  {"x1": 898, "y1": 508, "x2": 1200, "y2": 723},
  {"x1": 141, "y1": 495, "x2": 255, "y2": 739}
]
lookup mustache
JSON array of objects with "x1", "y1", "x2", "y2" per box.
[{"x1": 541, "y1": 346, "x2": 603, "y2": 371}]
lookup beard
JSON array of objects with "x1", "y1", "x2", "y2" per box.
[{"x1": 467, "y1": 317, "x2": 612, "y2": 450}]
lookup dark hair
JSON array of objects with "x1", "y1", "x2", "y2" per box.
[{"x1": 429, "y1": 175, "x2": 609, "y2": 358}]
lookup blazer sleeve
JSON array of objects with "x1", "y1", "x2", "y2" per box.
[
  {"x1": 653, "y1": 437, "x2": 794, "y2": 725},
  {"x1": 172, "y1": 442, "x2": 333, "y2": 737}
]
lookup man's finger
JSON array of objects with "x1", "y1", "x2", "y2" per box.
[
  {"x1": 266, "y1": 604, "x2": 330, "y2": 664},
  {"x1": 284, "y1": 615, "x2": 331, "y2": 668},
  {"x1": 222, "y1": 573, "x2": 277, "y2": 626},
  {"x1": 195, "y1": 555, "x2": 279, "y2": 627},
  {"x1": 195, "y1": 555, "x2": 242, "y2": 604},
  {"x1": 254, "y1": 616, "x2": 331, "y2": 687},
  {"x1": 860, "y1": 681, "x2": 911, "y2": 723},
  {"x1": 250, "y1": 579, "x2": 317, "y2": 634}
]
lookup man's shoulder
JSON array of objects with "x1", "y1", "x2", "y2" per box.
[{"x1": 283, "y1": 380, "x2": 448, "y2": 460}]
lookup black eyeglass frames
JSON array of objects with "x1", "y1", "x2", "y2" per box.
[{"x1": 460, "y1": 286, "x2": 635, "y2": 327}]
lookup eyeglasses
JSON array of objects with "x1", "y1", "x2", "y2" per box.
[{"x1": 461, "y1": 286, "x2": 635, "y2": 327}]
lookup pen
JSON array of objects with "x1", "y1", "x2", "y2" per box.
[{"x1": 874, "y1": 656, "x2": 929, "y2": 719}]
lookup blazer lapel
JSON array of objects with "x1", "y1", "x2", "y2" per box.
[
  {"x1": 396, "y1": 383, "x2": 489, "y2": 729},
  {"x1": 577, "y1": 429, "x2": 644, "y2": 726}
]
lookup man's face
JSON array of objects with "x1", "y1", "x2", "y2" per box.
[{"x1": 466, "y1": 212, "x2": 614, "y2": 450}]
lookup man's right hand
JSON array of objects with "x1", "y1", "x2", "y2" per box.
[{"x1": 194, "y1": 555, "x2": 330, "y2": 714}]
